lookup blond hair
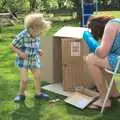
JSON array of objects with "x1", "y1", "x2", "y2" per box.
[{"x1": 24, "y1": 13, "x2": 51, "y2": 34}]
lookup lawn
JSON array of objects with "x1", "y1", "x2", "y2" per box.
[
  {"x1": 0, "y1": 11, "x2": 120, "y2": 120},
  {"x1": 95, "y1": 11, "x2": 120, "y2": 18}
]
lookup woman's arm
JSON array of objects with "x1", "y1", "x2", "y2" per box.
[{"x1": 95, "y1": 23, "x2": 119, "y2": 58}]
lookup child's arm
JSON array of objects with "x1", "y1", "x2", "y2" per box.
[
  {"x1": 10, "y1": 32, "x2": 28, "y2": 60},
  {"x1": 37, "y1": 38, "x2": 44, "y2": 56},
  {"x1": 10, "y1": 45, "x2": 27, "y2": 60},
  {"x1": 38, "y1": 49, "x2": 44, "y2": 56}
]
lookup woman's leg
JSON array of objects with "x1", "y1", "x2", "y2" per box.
[
  {"x1": 31, "y1": 68, "x2": 41, "y2": 95},
  {"x1": 19, "y1": 68, "x2": 29, "y2": 95},
  {"x1": 85, "y1": 53, "x2": 111, "y2": 107}
]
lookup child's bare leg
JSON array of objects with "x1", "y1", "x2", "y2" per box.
[
  {"x1": 31, "y1": 68, "x2": 49, "y2": 99},
  {"x1": 31, "y1": 68, "x2": 41, "y2": 95},
  {"x1": 14, "y1": 68, "x2": 28, "y2": 102},
  {"x1": 19, "y1": 68, "x2": 28, "y2": 95}
]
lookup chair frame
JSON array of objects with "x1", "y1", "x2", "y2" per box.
[{"x1": 101, "y1": 58, "x2": 120, "y2": 114}]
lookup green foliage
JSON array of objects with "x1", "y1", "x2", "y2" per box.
[
  {"x1": 0, "y1": 0, "x2": 120, "y2": 13},
  {"x1": 0, "y1": 27, "x2": 2, "y2": 33},
  {"x1": 0, "y1": 0, "x2": 29, "y2": 12},
  {"x1": 0, "y1": 0, "x2": 75, "y2": 12},
  {"x1": 36, "y1": 0, "x2": 74, "y2": 11}
]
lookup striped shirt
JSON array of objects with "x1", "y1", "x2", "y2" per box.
[{"x1": 12, "y1": 30, "x2": 41, "y2": 68}]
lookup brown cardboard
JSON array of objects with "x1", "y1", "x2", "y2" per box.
[
  {"x1": 64, "y1": 92, "x2": 98, "y2": 109},
  {"x1": 64, "y1": 87, "x2": 99, "y2": 109},
  {"x1": 53, "y1": 26, "x2": 95, "y2": 91},
  {"x1": 74, "y1": 86, "x2": 99, "y2": 97},
  {"x1": 40, "y1": 36, "x2": 53, "y2": 83},
  {"x1": 42, "y1": 83, "x2": 73, "y2": 97}
]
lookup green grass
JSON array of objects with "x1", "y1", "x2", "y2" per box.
[
  {"x1": 94, "y1": 11, "x2": 120, "y2": 18},
  {"x1": 0, "y1": 11, "x2": 120, "y2": 120}
]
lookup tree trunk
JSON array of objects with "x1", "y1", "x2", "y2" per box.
[
  {"x1": 29, "y1": 0, "x2": 37, "y2": 12},
  {"x1": 72, "y1": 0, "x2": 81, "y2": 19}
]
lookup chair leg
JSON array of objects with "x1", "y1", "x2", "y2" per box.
[
  {"x1": 100, "y1": 77, "x2": 114, "y2": 114},
  {"x1": 100, "y1": 60, "x2": 120, "y2": 114}
]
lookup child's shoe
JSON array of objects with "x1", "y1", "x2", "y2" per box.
[
  {"x1": 14, "y1": 95, "x2": 25, "y2": 102},
  {"x1": 35, "y1": 93, "x2": 50, "y2": 100}
]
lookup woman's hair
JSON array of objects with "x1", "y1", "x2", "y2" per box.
[
  {"x1": 24, "y1": 13, "x2": 51, "y2": 34},
  {"x1": 87, "y1": 16, "x2": 114, "y2": 40}
]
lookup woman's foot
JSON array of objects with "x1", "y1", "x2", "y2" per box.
[
  {"x1": 94, "y1": 98, "x2": 111, "y2": 107},
  {"x1": 110, "y1": 91, "x2": 120, "y2": 99},
  {"x1": 88, "y1": 98, "x2": 111, "y2": 109},
  {"x1": 109, "y1": 84, "x2": 120, "y2": 99}
]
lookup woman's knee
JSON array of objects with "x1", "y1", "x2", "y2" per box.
[{"x1": 85, "y1": 53, "x2": 96, "y2": 65}]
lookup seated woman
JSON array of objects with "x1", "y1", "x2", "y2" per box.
[{"x1": 85, "y1": 16, "x2": 120, "y2": 109}]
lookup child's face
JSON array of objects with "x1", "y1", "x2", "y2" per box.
[{"x1": 28, "y1": 27, "x2": 40, "y2": 38}]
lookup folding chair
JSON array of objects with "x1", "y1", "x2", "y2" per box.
[{"x1": 100, "y1": 56, "x2": 120, "y2": 114}]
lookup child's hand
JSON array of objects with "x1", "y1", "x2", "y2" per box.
[
  {"x1": 38, "y1": 49, "x2": 44, "y2": 56},
  {"x1": 19, "y1": 51, "x2": 28, "y2": 60}
]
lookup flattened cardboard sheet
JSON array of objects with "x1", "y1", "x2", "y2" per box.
[
  {"x1": 42, "y1": 83, "x2": 73, "y2": 97},
  {"x1": 65, "y1": 87, "x2": 99, "y2": 109}
]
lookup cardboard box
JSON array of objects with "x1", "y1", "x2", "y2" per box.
[
  {"x1": 40, "y1": 36, "x2": 53, "y2": 83},
  {"x1": 53, "y1": 26, "x2": 95, "y2": 91}
]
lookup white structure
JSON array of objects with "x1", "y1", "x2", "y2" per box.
[{"x1": 81, "y1": 0, "x2": 98, "y2": 26}]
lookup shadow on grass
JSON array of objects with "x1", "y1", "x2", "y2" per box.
[
  {"x1": 11, "y1": 101, "x2": 44, "y2": 120},
  {"x1": 0, "y1": 75, "x2": 19, "y2": 101},
  {"x1": 65, "y1": 99, "x2": 120, "y2": 120}
]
